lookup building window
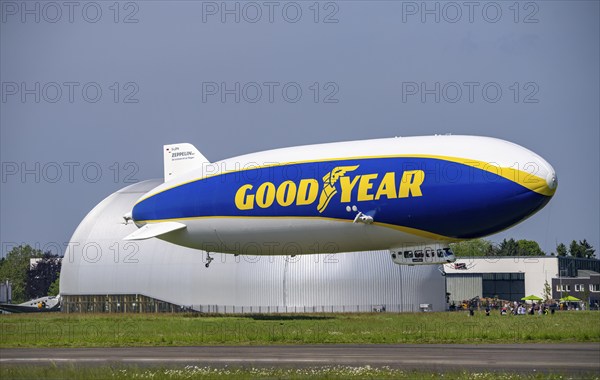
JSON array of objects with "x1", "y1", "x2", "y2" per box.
[
  {"x1": 591, "y1": 284, "x2": 600, "y2": 292},
  {"x1": 557, "y1": 284, "x2": 571, "y2": 292}
]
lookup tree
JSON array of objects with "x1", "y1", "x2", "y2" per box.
[
  {"x1": 452, "y1": 238, "x2": 548, "y2": 257},
  {"x1": 48, "y1": 277, "x2": 60, "y2": 297},
  {"x1": 579, "y1": 239, "x2": 596, "y2": 259},
  {"x1": 26, "y1": 254, "x2": 61, "y2": 299},
  {"x1": 497, "y1": 238, "x2": 519, "y2": 256},
  {"x1": 569, "y1": 240, "x2": 585, "y2": 257},
  {"x1": 0, "y1": 245, "x2": 43, "y2": 303},
  {"x1": 450, "y1": 239, "x2": 494, "y2": 257},
  {"x1": 565, "y1": 240, "x2": 596, "y2": 259},
  {"x1": 582, "y1": 286, "x2": 591, "y2": 307},
  {"x1": 556, "y1": 243, "x2": 568, "y2": 257},
  {"x1": 516, "y1": 240, "x2": 545, "y2": 256},
  {"x1": 542, "y1": 279, "x2": 552, "y2": 302}
]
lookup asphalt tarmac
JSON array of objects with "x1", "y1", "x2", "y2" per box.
[{"x1": 1, "y1": 344, "x2": 599, "y2": 373}]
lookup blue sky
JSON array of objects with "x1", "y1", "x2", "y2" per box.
[{"x1": 1, "y1": 1, "x2": 598, "y2": 257}]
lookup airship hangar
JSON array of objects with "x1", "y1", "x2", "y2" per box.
[{"x1": 59, "y1": 180, "x2": 447, "y2": 313}]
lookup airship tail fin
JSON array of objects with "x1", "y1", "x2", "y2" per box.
[{"x1": 163, "y1": 143, "x2": 209, "y2": 181}]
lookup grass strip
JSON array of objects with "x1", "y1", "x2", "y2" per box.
[{"x1": 1, "y1": 311, "x2": 599, "y2": 348}]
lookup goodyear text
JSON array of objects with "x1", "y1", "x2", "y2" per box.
[{"x1": 234, "y1": 167, "x2": 425, "y2": 212}]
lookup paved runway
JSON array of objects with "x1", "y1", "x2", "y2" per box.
[{"x1": 1, "y1": 344, "x2": 599, "y2": 373}]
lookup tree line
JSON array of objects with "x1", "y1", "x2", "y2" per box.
[
  {"x1": 451, "y1": 238, "x2": 596, "y2": 258},
  {"x1": 0, "y1": 245, "x2": 61, "y2": 304}
]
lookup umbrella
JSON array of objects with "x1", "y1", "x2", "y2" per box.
[
  {"x1": 521, "y1": 295, "x2": 543, "y2": 301},
  {"x1": 560, "y1": 295, "x2": 581, "y2": 302}
]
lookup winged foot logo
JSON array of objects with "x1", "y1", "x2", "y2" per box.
[{"x1": 234, "y1": 165, "x2": 425, "y2": 213}]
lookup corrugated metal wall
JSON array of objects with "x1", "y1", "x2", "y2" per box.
[
  {"x1": 60, "y1": 180, "x2": 446, "y2": 312},
  {"x1": 446, "y1": 274, "x2": 482, "y2": 303}
]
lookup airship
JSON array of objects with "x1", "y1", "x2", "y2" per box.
[{"x1": 124, "y1": 136, "x2": 557, "y2": 267}]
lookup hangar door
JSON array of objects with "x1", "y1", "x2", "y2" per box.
[{"x1": 482, "y1": 273, "x2": 525, "y2": 301}]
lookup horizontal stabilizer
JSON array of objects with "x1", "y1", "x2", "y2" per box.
[{"x1": 124, "y1": 222, "x2": 186, "y2": 240}]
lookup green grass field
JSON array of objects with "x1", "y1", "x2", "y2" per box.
[{"x1": 1, "y1": 310, "x2": 599, "y2": 348}]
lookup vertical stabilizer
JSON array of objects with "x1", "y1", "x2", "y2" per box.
[{"x1": 163, "y1": 143, "x2": 209, "y2": 181}]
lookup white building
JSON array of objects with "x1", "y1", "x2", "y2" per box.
[{"x1": 445, "y1": 256, "x2": 600, "y2": 304}]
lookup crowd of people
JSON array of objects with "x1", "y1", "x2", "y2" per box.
[
  {"x1": 448, "y1": 297, "x2": 597, "y2": 315},
  {"x1": 498, "y1": 301, "x2": 553, "y2": 315}
]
